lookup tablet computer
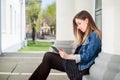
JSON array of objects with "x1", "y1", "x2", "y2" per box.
[{"x1": 51, "y1": 46, "x2": 59, "y2": 53}]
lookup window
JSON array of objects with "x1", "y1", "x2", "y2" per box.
[
  {"x1": 10, "y1": 5, "x2": 13, "y2": 34},
  {"x1": 1, "y1": 0, "x2": 6, "y2": 33},
  {"x1": 95, "y1": 0, "x2": 102, "y2": 30}
]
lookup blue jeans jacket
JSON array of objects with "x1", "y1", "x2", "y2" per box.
[{"x1": 74, "y1": 31, "x2": 101, "y2": 70}]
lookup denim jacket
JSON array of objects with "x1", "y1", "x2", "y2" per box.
[{"x1": 74, "y1": 31, "x2": 101, "y2": 70}]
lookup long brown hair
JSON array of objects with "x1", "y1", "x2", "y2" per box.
[{"x1": 73, "y1": 10, "x2": 102, "y2": 45}]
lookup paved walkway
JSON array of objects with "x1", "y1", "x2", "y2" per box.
[{"x1": 0, "y1": 52, "x2": 68, "y2": 80}]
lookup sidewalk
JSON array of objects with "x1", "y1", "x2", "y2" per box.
[
  {"x1": 0, "y1": 52, "x2": 68, "y2": 80},
  {"x1": 28, "y1": 35, "x2": 56, "y2": 42}
]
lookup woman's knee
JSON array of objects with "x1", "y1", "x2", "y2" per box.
[
  {"x1": 44, "y1": 52, "x2": 53, "y2": 58},
  {"x1": 42, "y1": 52, "x2": 54, "y2": 62}
]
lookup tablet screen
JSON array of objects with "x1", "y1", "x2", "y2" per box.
[{"x1": 51, "y1": 46, "x2": 59, "y2": 53}]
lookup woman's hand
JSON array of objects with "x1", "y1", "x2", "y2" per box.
[{"x1": 59, "y1": 49, "x2": 75, "y2": 60}]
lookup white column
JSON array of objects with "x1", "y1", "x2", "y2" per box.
[
  {"x1": 56, "y1": 0, "x2": 75, "y2": 41},
  {"x1": 55, "y1": 0, "x2": 95, "y2": 53},
  {"x1": 56, "y1": 0, "x2": 95, "y2": 41},
  {"x1": 20, "y1": 0, "x2": 26, "y2": 47},
  {"x1": 0, "y1": 0, "x2": 1, "y2": 55},
  {"x1": 75, "y1": 0, "x2": 95, "y2": 19},
  {"x1": 102, "y1": 0, "x2": 120, "y2": 55}
]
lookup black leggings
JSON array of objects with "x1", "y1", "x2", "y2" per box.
[{"x1": 29, "y1": 52, "x2": 89, "y2": 80}]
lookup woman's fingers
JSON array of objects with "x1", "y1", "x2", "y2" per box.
[{"x1": 59, "y1": 50, "x2": 68, "y2": 59}]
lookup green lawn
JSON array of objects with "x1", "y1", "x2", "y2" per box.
[{"x1": 19, "y1": 40, "x2": 53, "y2": 52}]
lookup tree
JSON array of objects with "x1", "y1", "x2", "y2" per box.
[
  {"x1": 26, "y1": 0, "x2": 41, "y2": 27},
  {"x1": 42, "y1": 2, "x2": 56, "y2": 27}
]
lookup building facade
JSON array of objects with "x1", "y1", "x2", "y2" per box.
[{"x1": 0, "y1": 0, "x2": 26, "y2": 54}]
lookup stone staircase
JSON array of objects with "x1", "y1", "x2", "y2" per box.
[
  {"x1": 0, "y1": 52, "x2": 68, "y2": 80},
  {"x1": 83, "y1": 52, "x2": 120, "y2": 80}
]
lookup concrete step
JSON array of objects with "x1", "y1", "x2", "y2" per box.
[
  {"x1": 83, "y1": 75, "x2": 93, "y2": 80},
  {"x1": 0, "y1": 53, "x2": 68, "y2": 80}
]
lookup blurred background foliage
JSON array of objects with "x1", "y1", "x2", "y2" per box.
[{"x1": 26, "y1": 0, "x2": 56, "y2": 33}]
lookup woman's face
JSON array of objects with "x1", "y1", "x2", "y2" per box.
[{"x1": 75, "y1": 18, "x2": 88, "y2": 32}]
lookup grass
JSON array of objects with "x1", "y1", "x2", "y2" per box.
[{"x1": 19, "y1": 40, "x2": 53, "y2": 52}]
